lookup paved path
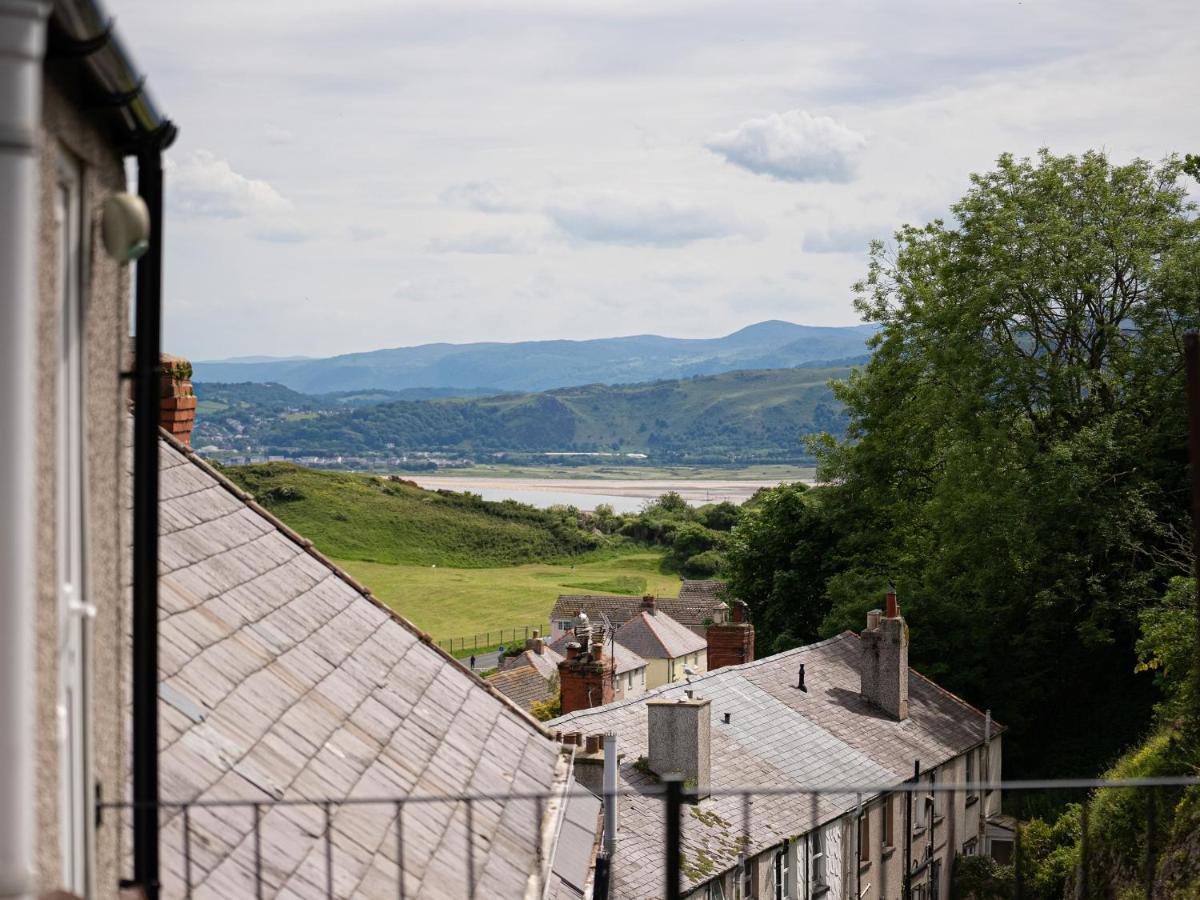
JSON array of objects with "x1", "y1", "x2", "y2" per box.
[{"x1": 466, "y1": 650, "x2": 500, "y2": 672}]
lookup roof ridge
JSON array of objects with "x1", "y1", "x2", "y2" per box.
[
  {"x1": 553, "y1": 632, "x2": 859, "y2": 723},
  {"x1": 156, "y1": 428, "x2": 556, "y2": 742}
]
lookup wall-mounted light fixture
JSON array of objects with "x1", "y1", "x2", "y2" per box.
[{"x1": 102, "y1": 192, "x2": 150, "y2": 262}]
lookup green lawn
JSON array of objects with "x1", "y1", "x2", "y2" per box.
[{"x1": 335, "y1": 550, "x2": 680, "y2": 642}]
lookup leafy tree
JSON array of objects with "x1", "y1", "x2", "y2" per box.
[
  {"x1": 724, "y1": 482, "x2": 842, "y2": 654},
  {"x1": 806, "y1": 150, "x2": 1200, "y2": 775},
  {"x1": 1136, "y1": 577, "x2": 1198, "y2": 724}
]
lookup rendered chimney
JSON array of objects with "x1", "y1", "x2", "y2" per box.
[
  {"x1": 526, "y1": 630, "x2": 545, "y2": 655},
  {"x1": 557, "y1": 636, "x2": 614, "y2": 715},
  {"x1": 646, "y1": 696, "x2": 711, "y2": 799},
  {"x1": 860, "y1": 593, "x2": 909, "y2": 720},
  {"x1": 705, "y1": 600, "x2": 755, "y2": 672},
  {"x1": 159, "y1": 354, "x2": 197, "y2": 446},
  {"x1": 641, "y1": 594, "x2": 656, "y2": 615}
]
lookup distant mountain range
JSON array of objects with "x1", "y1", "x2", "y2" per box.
[{"x1": 193, "y1": 321, "x2": 875, "y2": 394}]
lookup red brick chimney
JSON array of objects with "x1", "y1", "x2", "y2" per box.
[
  {"x1": 706, "y1": 600, "x2": 755, "y2": 672},
  {"x1": 160, "y1": 354, "x2": 196, "y2": 446},
  {"x1": 557, "y1": 631, "x2": 614, "y2": 715},
  {"x1": 640, "y1": 594, "x2": 656, "y2": 615}
]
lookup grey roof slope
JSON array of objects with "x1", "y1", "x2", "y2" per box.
[
  {"x1": 500, "y1": 645, "x2": 565, "y2": 680},
  {"x1": 551, "y1": 588, "x2": 727, "y2": 631},
  {"x1": 487, "y1": 664, "x2": 555, "y2": 712},
  {"x1": 676, "y1": 580, "x2": 728, "y2": 603},
  {"x1": 612, "y1": 610, "x2": 707, "y2": 660},
  {"x1": 548, "y1": 633, "x2": 994, "y2": 899},
  {"x1": 150, "y1": 433, "x2": 579, "y2": 898},
  {"x1": 548, "y1": 634, "x2": 647, "y2": 676}
]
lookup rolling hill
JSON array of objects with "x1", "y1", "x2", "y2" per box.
[
  {"x1": 193, "y1": 320, "x2": 874, "y2": 394},
  {"x1": 239, "y1": 365, "x2": 851, "y2": 461}
]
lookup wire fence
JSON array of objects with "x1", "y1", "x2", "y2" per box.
[
  {"x1": 435, "y1": 623, "x2": 550, "y2": 655},
  {"x1": 101, "y1": 775, "x2": 1200, "y2": 900}
]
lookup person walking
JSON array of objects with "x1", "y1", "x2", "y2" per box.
[{"x1": 469, "y1": 654, "x2": 476, "y2": 670}]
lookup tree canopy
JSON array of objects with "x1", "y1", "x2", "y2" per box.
[{"x1": 728, "y1": 150, "x2": 1200, "y2": 776}]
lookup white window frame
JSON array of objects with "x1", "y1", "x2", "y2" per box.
[
  {"x1": 54, "y1": 146, "x2": 94, "y2": 896},
  {"x1": 810, "y1": 828, "x2": 827, "y2": 890},
  {"x1": 774, "y1": 842, "x2": 789, "y2": 899}
]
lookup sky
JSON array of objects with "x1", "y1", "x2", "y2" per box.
[{"x1": 113, "y1": 0, "x2": 1200, "y2": 361}]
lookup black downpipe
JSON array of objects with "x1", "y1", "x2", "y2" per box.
[
  {"x1": 132, "y1": 148, "x2": 164, "y2": 900},
  {"x1": 904, "y1": 759, "x2": 918, "y2": 900}
]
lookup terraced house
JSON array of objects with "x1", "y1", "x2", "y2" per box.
[{"x1": 550, "y1": 598, "x2": 1004, "y2": 900}]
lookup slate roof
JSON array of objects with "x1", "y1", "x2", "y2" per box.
[
  {"x1": 148, "y1": 433, "x2": 582, "y2": 898},
  {"x1": 548, "y1": 634, "x2": 647, "y2": 676},
  {"x1": 677, "y1": 580, "x2": 729, "y2": 603},
  {"x1": 500, "y1": 645, "x2": 565, "y2": 681},
  {"x1": 551, "y1": 586, "x2": 728, "y2": 633},
  {"x1": 612, "y1": 610, "x2": 707, "y2": 660},
  {"x1": 487, "y1": 664, "x2": 555, "y2": 712},
  {"x1": 548, "y1": 633, "x2": 994, "y2": 899}
]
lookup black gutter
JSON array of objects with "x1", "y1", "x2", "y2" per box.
[{"x1": 48, "y1": 0, "x2": 176, "y2": 151}]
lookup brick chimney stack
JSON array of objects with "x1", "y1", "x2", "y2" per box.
[
  {"x1": 525, "y1": 629, "x2": 545, "y2": 655},
  {"x1": 160, "y1": 354, "x2": 196, "y2": 445},
  {"x1": 706, "y1": 600, "x2": 755, "y2": 672},
  {"x1": 860, "y1": 590, "x2": 909, "y2": 720},
  {"x1": 640, "y1": 594, "x2": 656, "y2": 615},
  {"x1": 557, "y1": 641, "x2": 614, "y2": 715}
]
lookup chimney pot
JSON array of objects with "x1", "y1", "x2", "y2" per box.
[
  {"x1": 585, "y1": 734, "x2": 603, "y2": 754},
  {"x1": 730, "y1": 601, "x2": 747, "y2": 624},
  {"x1": 866, "y1": 609, "x2": 882, "y2": 631},
  {"x1": 590, "y1": 641, "x2": 604, "y2": 660},
  {"x1": 641, "y1": 594, "x2": 656, "y2": 614},
  {"x1": 566, "y1": 642, "x2": 580, "y2": 660},
  {"x1": 885, "y1": 590, "x2": 898, "y2": 619}
]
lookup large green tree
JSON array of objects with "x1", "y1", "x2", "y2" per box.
[{"x1": 756, "y1": 150, "x2": 1200, "y2": 776}]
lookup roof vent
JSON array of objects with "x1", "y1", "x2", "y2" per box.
[
  {"x1": 722, "y1": 712, "x2": 731, "y2": 724},
  {"x1": 796, "y1": 664, "x2": 807, "y2": 693}
]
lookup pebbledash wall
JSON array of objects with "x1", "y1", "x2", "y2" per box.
[{"x1": 33, "y1": 61, "x2": 131, "y2": 897}]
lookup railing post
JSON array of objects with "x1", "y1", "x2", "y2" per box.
[
  {"x1": 1143, "y1": 788, "x2": 1157, "y2": 900},
  {"x1": 1013, "y1": 822, "x2": 1023, "y2": 900},
  {"x1": 183, "y1": 804, "x2": 192, "y2": 899},
  {"x1": 465, "y1": 798, "x2": 476, "y2": 899},
  {"x1": 664, "y1": 776, "x2": 684, "y2": 900},
  {"x1": 395, "y1": 800, "x2": 406, "y2": 900},
  {"x1": 253, "y1": 803, "x2": 263, "y2": 900},
  {"x1": 324, "y1": 801, "x2": 334, "y2": 899}
]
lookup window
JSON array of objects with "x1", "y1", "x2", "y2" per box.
[
  {"x1": 774, "y1": 843, "x2": 790, "y2": 899},
  {"x1": 924, "y1": 773, "x2": 936, "y2": 828},
  {"x1": 858, "y1": 809, "x2": 871, "y2": 863},
  {"x1": 965, "y1": 750, "x2": 978, "y2": 802},
  {"x1": 741, "y1": 857, "x2": 754, "y2": 899},
  {"x1": 883, "y1": 795, "x2": 895, "y2": 848},
  {"x1": 811, "y1": 829, "x2": 827, "y2": 889},
  {"x1": 55, "y1": 147, "x2": 92, "y2": 896},
  {"x1": 963, "y1": 837, "x2": 978, "y2": 856}
]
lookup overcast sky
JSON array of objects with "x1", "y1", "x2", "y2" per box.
[{"x1": 114, "y1": 0, "x2": 1200, "y2": 361}]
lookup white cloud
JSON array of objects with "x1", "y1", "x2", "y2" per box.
[
  {"x1": 706, "y1": 110, "x2": 867, "y2": 183},
  {"x1": 427, "y1": 231, "x2": 528, "y2": 254},
  {"x1": 166, "y1": 149, "x2": 292, "y2": 219},
  {"x1": 440, "y1": 180, "x2": 524, "y2": 213},
  {"x1": 803, "y1": 222, "x2": 887, "y2": 254},
  {"x1": 545, "y1": 190, "x2": 750, "y2": 247}
]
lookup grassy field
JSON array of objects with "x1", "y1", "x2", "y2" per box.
[
  {"x1": 422, "y1": 462, "x2": 816, "y2": 481},
  {"x1": 223, "y1": 462, "x2": 612, "y2": 567},
  {"x1": 336, "y1": 550, "x2": 680, "y2": 640}
]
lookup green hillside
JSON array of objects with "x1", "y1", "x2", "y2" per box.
[
  {"x1": 250, "y1": 366, "x2": 850, "y2": 459},
  {"x1": 222, "y1": 462, "x2": 609, "y2": 567}
]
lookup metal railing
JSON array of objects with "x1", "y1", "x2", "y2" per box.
[
  {"x1": 101, "y1": 775, "x2": 1200, "y2": 899},
  {"x1": 435, "y1": 623, "x2": 550, "y2": 655}
]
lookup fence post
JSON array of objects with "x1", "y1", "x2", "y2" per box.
[{"x1": 664, "y1": 776, "x2": 683, "y2": 900}]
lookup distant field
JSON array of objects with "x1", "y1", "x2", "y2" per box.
[
  {"x1": 336, "y1": 550, "x2": 680, "y2": 640},
  {"x1": 424, "y1": 463, "x2": 817, "y2": 481}
]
